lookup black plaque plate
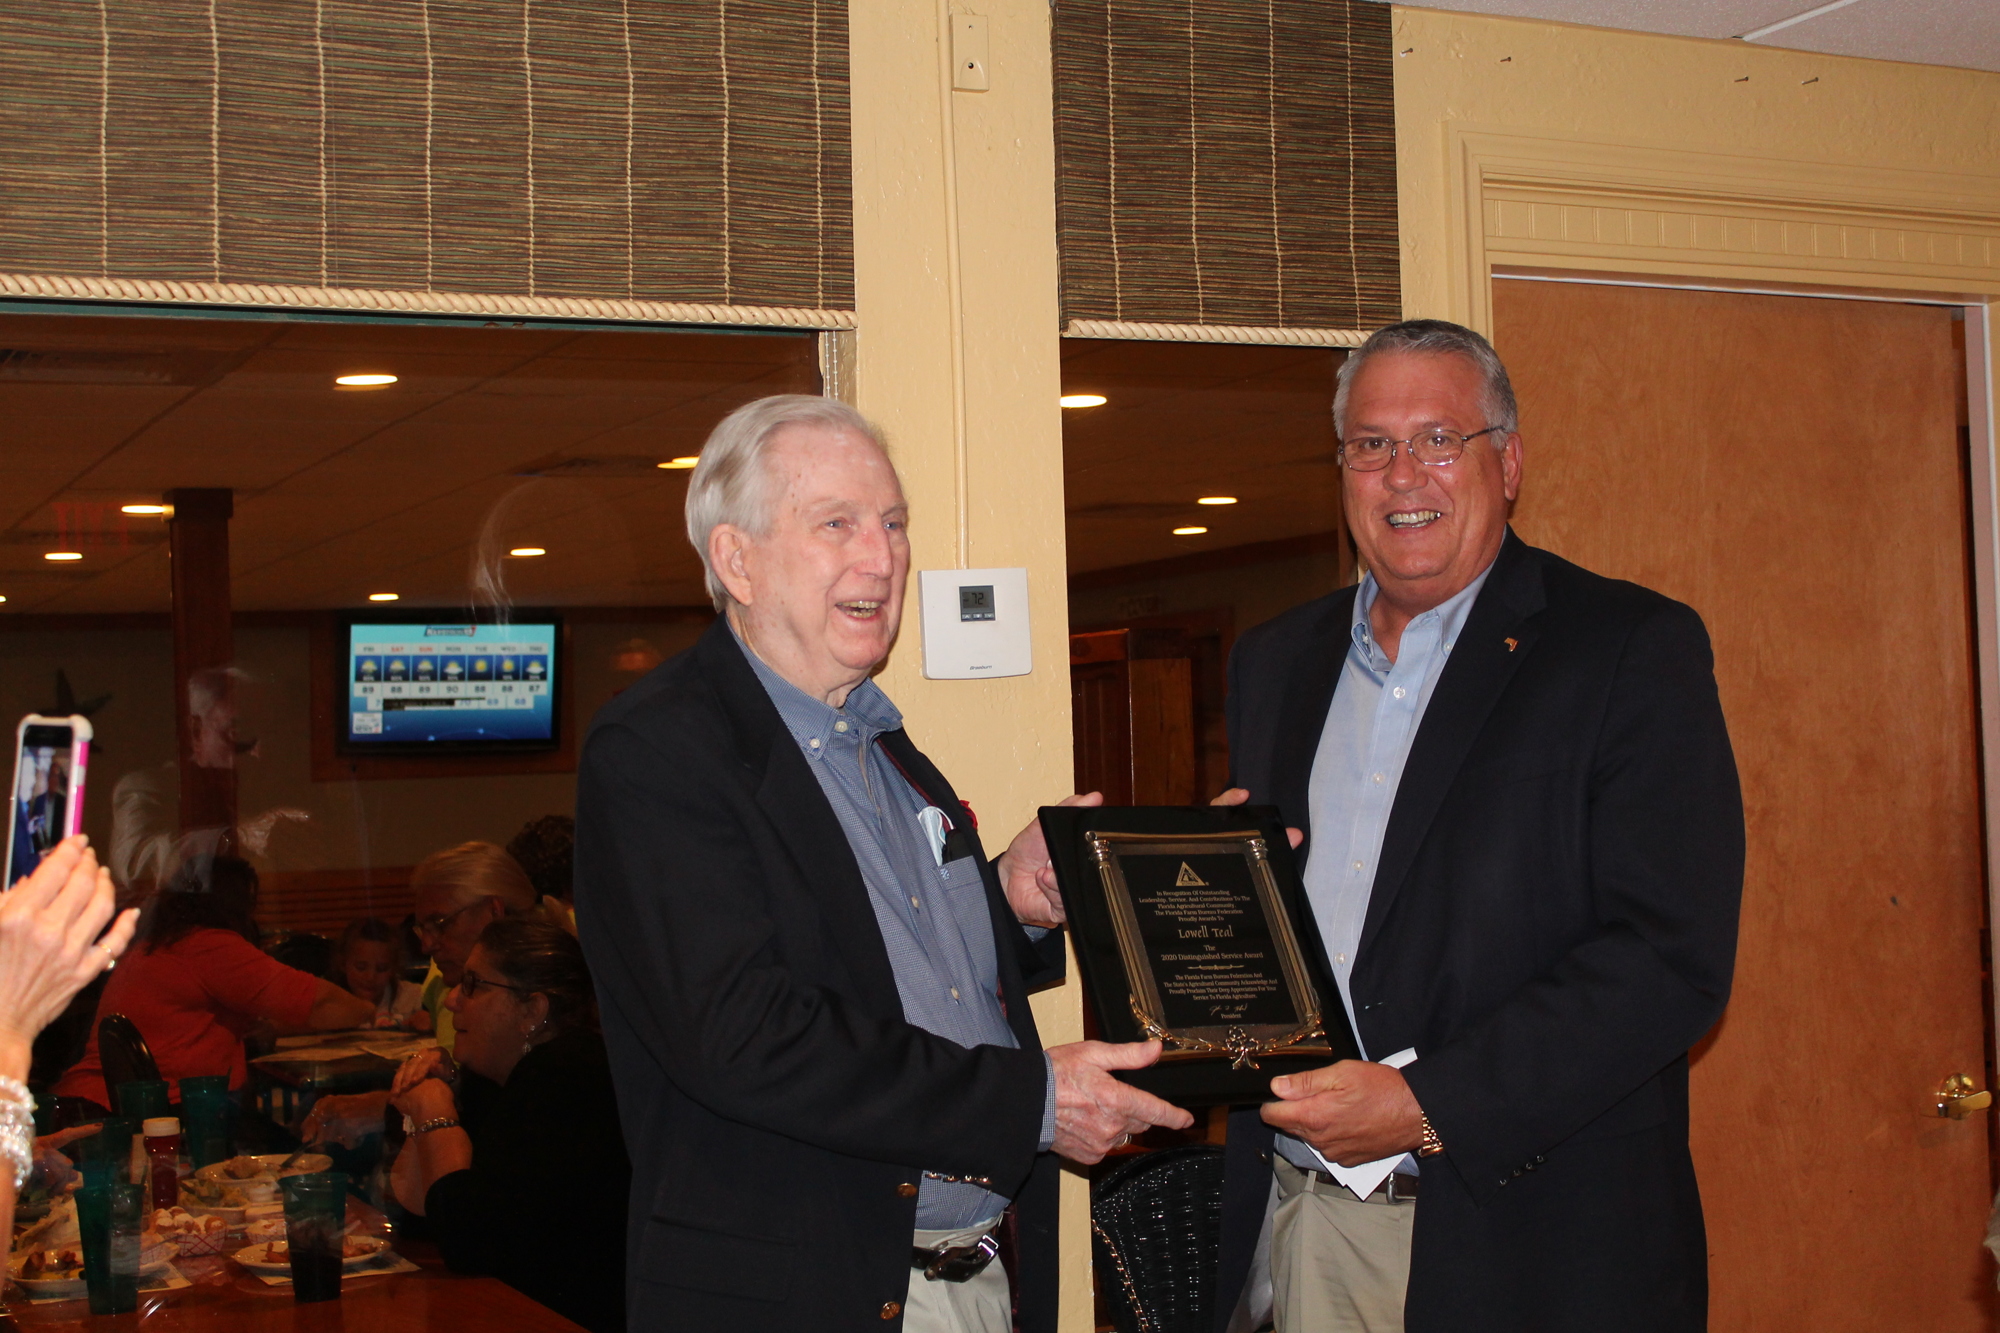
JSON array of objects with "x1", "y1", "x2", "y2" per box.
[{"x1": 1039, "y1": 804, "x2": 1359, "y2": 1106}]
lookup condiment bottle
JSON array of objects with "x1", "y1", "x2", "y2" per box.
[{"x1": 142, "y1": 1116, "x2": 184, "y2": 1211}]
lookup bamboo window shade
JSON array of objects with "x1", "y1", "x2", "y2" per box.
[
  {"x1": 0, "y1": 0, "x2": 853, "y2": 319},
  {"x1": 1053, "y1": 0, "x2": 1399, "y2": 333}
]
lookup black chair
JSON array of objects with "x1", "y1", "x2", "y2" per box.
[
  {"x1": 1091, "y1": 1144, "x2": 1227, "y2": 1333},
  {"x1": 96, "y1": 1012, "x2": 161, "y2": 1091}
]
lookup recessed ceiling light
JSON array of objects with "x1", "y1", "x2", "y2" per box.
[
  {"x1": 657, "y1": 456, "x2": 700, "y2": 470},
  {"x1": 0, "y1": 595, "x2": 9, "y2": 604},
  {"x1": 44, "y1": 552, "x2": 82, "y2": 562},
  {"x1": 335, "y1": 373, "x2": 398, "y2": 387},
  {"x1": 121, "y1": 503, "x2": 169, "y2": 515},
  {"x1": 1172, "y1": 526, "x2": 1208, "y2": 536},
  {"x1": 1059, "y1": 393, "x2": 1108, "y2": 409},
  {"x1": 508, "y1": 547, "x2": 547, "y2": 558},
  {"x1": 1197, "y1": 496, "x2": 1237, "y2": 506},
  {"x1": 368, "y1": 592, "x2": 399, "y2": 602}
]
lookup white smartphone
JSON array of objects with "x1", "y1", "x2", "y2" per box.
[{"x1": 7, "y1": 714, "x2": 92, "y2": 888}]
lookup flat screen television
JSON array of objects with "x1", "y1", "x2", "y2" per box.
[{"x1": 338, "y1": 614, "x2": 562, "y2": 755}]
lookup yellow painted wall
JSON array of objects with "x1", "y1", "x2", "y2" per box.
[
  {"x1": 844, "y1": 4, "x2": 2000, "y2": 1325},
  {"x1": 844, "y1": 3, "x2": 1090, "y2": 1327},
  {"x1": 1389, "y1": 4, "x2": 2000, "y2": 320}
]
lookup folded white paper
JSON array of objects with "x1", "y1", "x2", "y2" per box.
[{"x1": 1307, "y1": 1047, "x2": 1419, "y2": 1200}]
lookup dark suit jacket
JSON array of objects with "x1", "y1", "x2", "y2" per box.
[
  {"x1": 1216, "y1": 531, "x2": 1744, "y2": 1333},
  {"x1": 575, "y1": 620, "x2": 1063, "y2": 1333}
]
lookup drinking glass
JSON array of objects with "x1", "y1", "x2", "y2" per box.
[
  {"x1": 280, "y1": 1171, "x2": 346, "y2": 1303},
  {"x1": 76, "y1": 1180, "x2": 143, "y2": 1315}
]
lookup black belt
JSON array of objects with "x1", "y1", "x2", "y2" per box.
[
  {"x1": 910, "y1": 1234, "x2": 1000, "y2": 1282},
  {"x1": 1292, "y1": 1161, "x2": 1420, "y2": 1202}
]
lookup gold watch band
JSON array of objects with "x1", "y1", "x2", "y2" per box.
[{"x1": 1417, "y1": 1113, "x2": 1444, "y2": 1157}]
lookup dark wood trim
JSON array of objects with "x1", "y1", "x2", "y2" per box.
[
  {"x1": 167, "y1": 488, "x2": 236, "y2": 835},
  {"x1": 1068, "y1": 530, "x2": 1350, "y2": 593},
  {"x1": 0, "y1": 605, "x2": 713, "y2": 633}
]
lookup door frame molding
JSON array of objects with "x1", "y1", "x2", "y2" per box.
[{"x1": 1443, "y1": 124, "x2": 2000, "y2": 1087}]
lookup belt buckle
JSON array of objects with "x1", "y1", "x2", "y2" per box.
[{"x1": 919, "y1": 1234, "x2": 999, "y2": 1282}]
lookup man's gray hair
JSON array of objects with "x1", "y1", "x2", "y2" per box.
[
  {"x1": 1333, "y1": 319, "x2": 1519, "y2": 441},
  {"x1": 684, "y1": 394, "x2": 890, "y2": 612}
]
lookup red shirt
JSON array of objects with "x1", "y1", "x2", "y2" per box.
[{"x1": 55, "y1": 928, "x2": 320, "y2": 1108}]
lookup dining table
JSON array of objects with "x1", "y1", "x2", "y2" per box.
[
  {"x1": 4, "y1": 1197, "x2": 583, "y2": 1333},
  {"x1": 248, "y1": 1031, "x2": 433, "y2": 1131}
]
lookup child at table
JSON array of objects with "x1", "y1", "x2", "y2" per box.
[{"x1": 334, "y1": 917, "x2": 429, "y2": 1031}]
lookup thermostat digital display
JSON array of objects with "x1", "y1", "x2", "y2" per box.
[{"x1": 919, "y1": 568, "x2": 1031, "y2": 680}]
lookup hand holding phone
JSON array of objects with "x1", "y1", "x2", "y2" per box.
[{"x1": 7, "y1": 715, "x2": 92, "y2": 889}]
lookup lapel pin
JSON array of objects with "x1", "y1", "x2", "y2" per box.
[{"x1": 1504, "y1": 637, "x2": 1519, "y2": 652}]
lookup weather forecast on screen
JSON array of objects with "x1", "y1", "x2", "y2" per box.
[{"x1": 346, "y1": 622, "x2": 556, "y2": 746}]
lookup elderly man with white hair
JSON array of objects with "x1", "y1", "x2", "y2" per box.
[{"x1": 576, "y1": 395, "x2": 1191, "y2": 1333}]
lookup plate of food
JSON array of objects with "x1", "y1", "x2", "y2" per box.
[
  {"x1": 8, "y1": 1246, "x2": 87, "y2": 1298},
  {"x1": 150, "y1": 1207, "x2": 228, "y2": 1256},
  {"x1": 7, "y1": 1234, "x2": 174, "y2": 1299},
  {"x1": 183, "y1": 1154, "x2": 335, "y2": 1218},
  {"x1": 231, "y1": 1235, "x2": 388, "y2": 1274}
]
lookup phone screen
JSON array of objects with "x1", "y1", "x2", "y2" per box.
[{"x1": 9, "y1": 722, "x2": 81, "y2": 887}]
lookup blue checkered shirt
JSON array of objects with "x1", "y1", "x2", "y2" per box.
[{"x1": 740, "y1": 634, "x2": 1057, "y2": 1229}]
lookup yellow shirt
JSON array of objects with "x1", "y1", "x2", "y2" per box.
[{"x1": 420, "y1": 961, "x2": 456, "y2": 1053}]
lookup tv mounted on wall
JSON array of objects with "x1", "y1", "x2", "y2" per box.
[{"x1": 337, "y1": 612, "x2": 562, "y2": 756}]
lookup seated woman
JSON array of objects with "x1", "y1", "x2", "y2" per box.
[
  {"x1": 52, "y1": 856, "x2": 374, "y2": 1111},
  {"x1": 333, "y1": 917, "x2": 429, "y2": 1031},
  {"x1": 389, "y1": 919, "x2": 628, "y2": 1333}
]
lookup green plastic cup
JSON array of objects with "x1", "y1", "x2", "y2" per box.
[
  {"x1": 114, "y1": 1079, "x2": 170, "y2": 1124},
  {"x1": 76, "y1": 1180, "x2": 143, "y2": 1314},
  {"x1": 280, "y1": 1171, "x2": 346, "y2": 1303}
]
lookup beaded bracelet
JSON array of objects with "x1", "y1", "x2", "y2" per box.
[{"x1": 0, "y1": 1073, "x2": 36, "y2": 1192}]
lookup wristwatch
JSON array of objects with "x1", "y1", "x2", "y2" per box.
[{"x1": 1417, "y1": 1113, "x2": 1444, "y2": 1158}]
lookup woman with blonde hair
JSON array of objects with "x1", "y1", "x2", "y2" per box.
[{"x1": 409, "y1": 841, "x2": 549, "y2": 1053}]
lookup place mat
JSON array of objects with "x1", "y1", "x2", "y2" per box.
[
  {"x1": 8, "y1": 1263, "x2": 190, "y2": 1305},
  {"x1": 246, "y1": 1252, "x2": 419, "y2": 1287},
  {"x1": 253, "y1": 1043, "x2": 376, "y2": 1064},
  {"x1": 257, "y1": 1035, "x2": 437, "y2": 1064}
]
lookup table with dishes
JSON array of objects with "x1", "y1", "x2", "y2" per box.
[{"x1": 6, "y1": 1152, "x2": 582, "y2": 1331}]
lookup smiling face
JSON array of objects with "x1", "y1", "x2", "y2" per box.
[
  {"x1": 711, "y1": 423, "x2": 911, "y2": 705},
  {"x1": 443, "y1": 944, "x2": 546, "y2": 1084},
  {"x1": 1340, "y1": 350, "x2": 1522, "y2": 615}
]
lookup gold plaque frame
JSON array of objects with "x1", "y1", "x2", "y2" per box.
[{"x1": 1086, "y1": 829, "x2": 1332, "y2": 1070}]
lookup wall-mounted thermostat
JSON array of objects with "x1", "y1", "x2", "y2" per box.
[{"x1": 918, "y1": 567, "x2": 1031, "y2": 680}]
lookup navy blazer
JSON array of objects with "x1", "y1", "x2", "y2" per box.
[
  {"x1": 1216, "y1": 531, "x2": 1744, "y2": 1332},
  {"x1": 576, "y1": 619, "x2": 1063, "y2": 1333}
]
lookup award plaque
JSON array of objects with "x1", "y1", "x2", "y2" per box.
[{"x1": 1039, "y1": 805, "x2": 1359, "y2": 1105}]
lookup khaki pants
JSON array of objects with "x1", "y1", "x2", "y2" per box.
[
  {"x1": 1270, "y1": 1157, "x2": 1415, "y2": 1333},
  {"x1": 902, "y1": 1221, "x2": 1011, "y2": 1333}
]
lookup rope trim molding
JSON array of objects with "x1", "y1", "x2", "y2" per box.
[
  {"x1": 0, "y1": 272, "x2": 856, "y2": 330},
  {"x1": 1063, "y1": 318, "x2": 1366, "y2": 347}
]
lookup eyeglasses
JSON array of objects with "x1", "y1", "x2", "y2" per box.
[
  {"x1": 416, "y1": 898, "x2": 487, "y2": 939},
  {"x1": 1338, "y1": 425, "x2": 1505, "y2": 472},
  {"x1": 455, "y1": 968, "x2": 533, "y2": 1001}
]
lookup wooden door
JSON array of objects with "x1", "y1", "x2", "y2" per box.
[
  {"x1": 1070, "y1": 629, "x2": 1198, "y2": 805},
  {"x1": 1494, "y1": 279, "x2": 1994, "y2": 1330}
]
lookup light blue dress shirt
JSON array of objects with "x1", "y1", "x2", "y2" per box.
[
  {"x1": 1273, "y1": 561, "x2": 1495, "y2": 1175},
  {"x1": 738, "y1": 632, "x2": 1055, "y2": 1229}
]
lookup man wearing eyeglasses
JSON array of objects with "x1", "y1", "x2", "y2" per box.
[{"x1": 1212, "y1": 320, "x2": 1745, "y2": 1332}]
